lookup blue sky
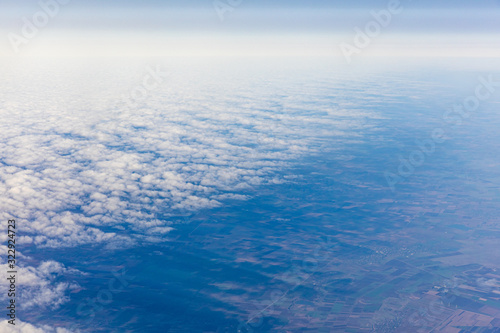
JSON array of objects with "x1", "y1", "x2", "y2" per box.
[{"x1": 1, "y1": 0, "x2": 499, "y2": 58}]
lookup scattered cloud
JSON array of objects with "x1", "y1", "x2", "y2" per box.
[
  {"x1": 0, "y1": 59, "x2": 370, "y2": 248},
  {"x1": 0, "y1": 260, "x2": 81, "y2": 310},
  {"x1": 0, "y1": 319, "x2": 73, "y2": 333}
]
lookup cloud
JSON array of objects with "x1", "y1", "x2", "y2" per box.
[
  {"x1": 0, "y1": 59, "x2": 370, "y2": 248},
  {"x1": 0, "y1": 319, "x2": 73, "y2": 333},
  {"x1": 0, "y1": 260, "x2": 81, "y2": 310}
]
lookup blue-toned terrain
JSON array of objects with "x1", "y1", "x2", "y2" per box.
[{"x1": 1, "y1": 58, "x2": 500, "y2": 332}]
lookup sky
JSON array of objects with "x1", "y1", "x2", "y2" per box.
[{"x1": 0, "y1": 0, "x2": 499, "y2": 58}]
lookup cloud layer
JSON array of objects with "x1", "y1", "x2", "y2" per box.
[
  {"x1": 0, "y1": 319, "x2": 72, "y2": 333},
  {"x1": 0, "y1": 258, "x2": 81, "y2": 311},
  {"x1": 0, "y1": 59, "x2": 368, "y2": 248}
]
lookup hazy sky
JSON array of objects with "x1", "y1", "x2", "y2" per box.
[{"x1": 1, "y1": 0, "x2": 499, "y2": 58}]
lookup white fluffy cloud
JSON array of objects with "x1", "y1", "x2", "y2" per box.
[
  {"x1": 0, "y1": 59, "x2": 370, "y2": 248},
  {"x1": 0, "y1": 58, "x2": 381, "y2": 333},
  {"x1": 0, "y1": 260, "x2": 81, "y2": 310},
  {"x1": 0, "y1": 319, "x2": 73, "y2": 333}
]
